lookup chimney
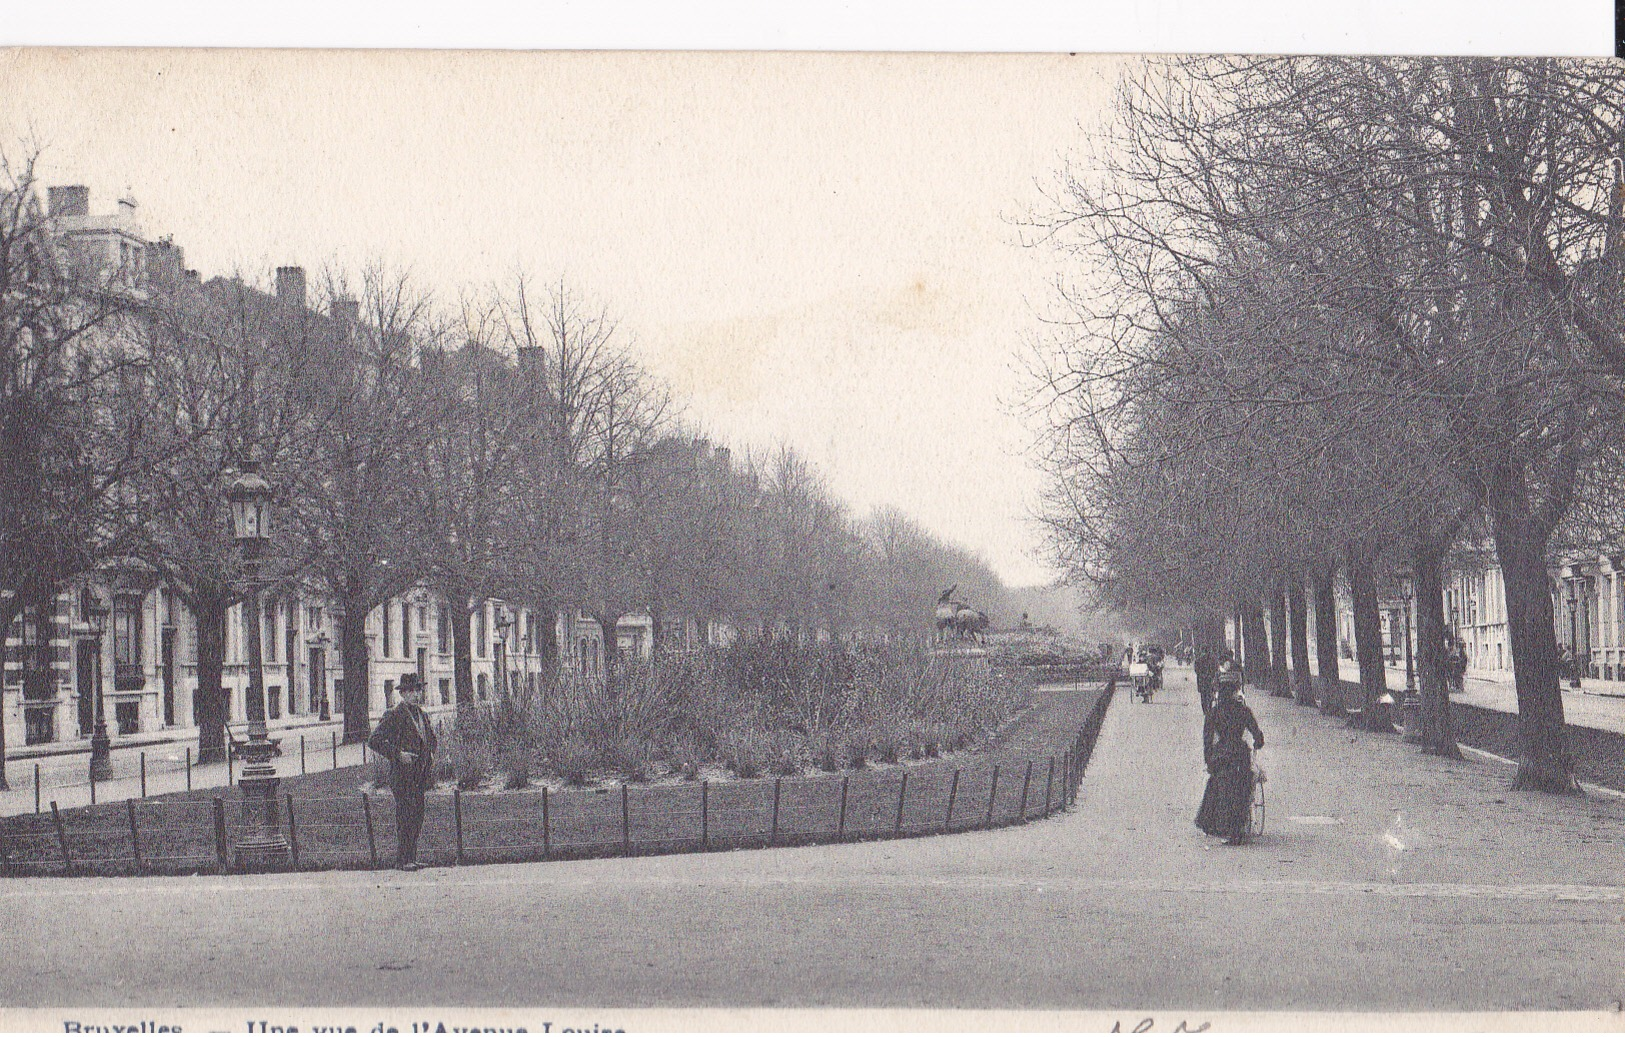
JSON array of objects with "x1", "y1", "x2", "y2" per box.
[
  {"x1": 516, "y1": 345, "x2": 542, "y2": 374},
  {"x1": 118, "y1": 194, "x2": 138, "y2": 219},
  {"x1": 275, "y1": 266, "x2": 307, "y2": 309},
  {"x1": 330, "y1": 297, "x2": 359, "y2": 325},
  {"x1": 48, "y1": 185, "x2": 89, "y2": 218},
  {"x1": 184, "y1": 269, "x2": 200, "y2": 284}
]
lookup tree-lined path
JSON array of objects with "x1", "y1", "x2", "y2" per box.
[{"x1": 5, "y1": 668, "x2": 1623, "y2": 1012}]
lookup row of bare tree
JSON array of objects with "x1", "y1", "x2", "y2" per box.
[
  {"x1": 1027, "y1": 56, "x2": 1625, "y2": 793},
  {"x1": 0, "y1": 147, "x2": 1010, "y2": 787}
]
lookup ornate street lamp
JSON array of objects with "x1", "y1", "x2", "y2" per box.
[
  {"x1": 494, "y1": 606, "x2": 514, "y2": 703},
  {"x1": 312, "y1": 632, "x2": 332, "y2": 721},
  {"x1": 227, "y1": 462, "x2": 289, "y2": 870},
  {"x1": 1399, "y1": 573, "x2": 1423, "y2": 745},
  {"x1": 1567, "y1": 587, "x2": 1582, "y2": 690},
  {"x1": 86, "y1": 596, "x2": 112, "y2": 782}
]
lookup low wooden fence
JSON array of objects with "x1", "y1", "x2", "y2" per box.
[{"x1": 0, "y1": 680, "x2": 1116, "y2": 878}]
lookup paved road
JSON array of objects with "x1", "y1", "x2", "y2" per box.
[{"x1": 4, "y1": 669, "x2": 1623, "y2": 1014}]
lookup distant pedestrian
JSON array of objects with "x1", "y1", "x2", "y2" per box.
[
  {"x1": 1447, "y1": 641, "x2": 1468, "y2": 696},
  {"x1": 1194, "y1": 647, "x2": 1218, "y2": 715},
  {"x1": 368, "y1": 672, "x2": 437, "y2": 871},
  {"x1": 1196, "y1": 680, "x2": 1264, "y2": 845}
]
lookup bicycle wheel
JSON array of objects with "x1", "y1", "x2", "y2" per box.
[{"x1": 1248, "y1": 771, "x2": 1266, "y2": 839}]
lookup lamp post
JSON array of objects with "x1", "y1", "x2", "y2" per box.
[
  {"x1": 1567, "y1": 590, "x2": 1581, "y2": 690},
  {"x1": 494, "y1": 607, "x2": 514, "y2": 703},
  {"x1": 1400, "y1": 574, "x2": 1423, "y2": 744},
  {"x1": 86, "y1": 597, "x2": 112, "y2": 782},
  {"x1": 313, "y1": 632, "x2": 332, "y2": 721},
  {"x1": 227, "y1": 462, "x2": 289, "y2": 870}
]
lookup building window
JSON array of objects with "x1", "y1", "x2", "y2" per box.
[
  {"x1": 307, "y1": 605, "x2": 323, "y2": 630},
  {"x1": 476, "y1": 603, "x2": 487, "y2": 658},
  {"x1": 437, "y1": 605, "x2": 449, "y2": 654},
  {"x1": 382, "y1": 601, "x2": 392, "y2": 658},
  {"x1": 401, "y1": 603, "x2": 411, "y2": 657},
  {"x1": 115, "y1": 700, "x2": 140, "y2": 735},
  {"x1": 113, "y1": 596, "x2": 143, "y2": 690}
]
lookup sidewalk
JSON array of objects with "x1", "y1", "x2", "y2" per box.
[
  {"x1": 1381, "y1": 664, "x2": 1625, "y2": 735},
  {"x1": 0, "y1": 705, "x2": 454, "y2": 818}
]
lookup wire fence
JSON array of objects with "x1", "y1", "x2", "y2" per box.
[{"x1": 0, "y1": 680, "x2": 1113, "y2": 878}]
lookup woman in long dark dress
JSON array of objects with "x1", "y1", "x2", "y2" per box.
[{"x1": 1196, "y1": 679, "x2": 1265, "y2": 844}]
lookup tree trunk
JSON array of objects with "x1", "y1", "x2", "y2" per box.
[
  {"x1": 534, "y1": 599, "x2": 560, "y2": 670},
  {"x1": 338, "y1": 590, "x2": 372, "y2": 745},
  {"x1": 451, "y1": 594, "x2": 474, "y2": 708},
  {"x1": 1313, "y1": 562, "x2": 1343, "y2": 715},
  {"x1": 1268, "y1": 585, "x2": 1292, "y2": 697},
  {"x1": 193, "y1": 594, "x2": 230, "y2": 765},
  {"x1": 648, "y1": 601, "x2": 666, "y2": 659},
  {"x1": 1413, "y1": 545, "x2": 1462, "y2": 759},
  {"x1": 1287, "y1": 572, "x2": 1314, "y2": 705},
  {"x1": 1241, "y1": 599, "x2": 1269, "y2": 690},
  {"x1": 595, "y1": 613, "x2": 622, "y2": 693},
  {"x1": 1348, "y1": 543, "x2": 1395, "y2": 732},
  {"x1": 1491, "y1": 513, "x2": 1579, "y2": 792}
]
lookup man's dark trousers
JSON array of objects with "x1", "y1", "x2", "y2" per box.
[{"x1": 391, "y1": 776, "x2": 426, "y2": 866}]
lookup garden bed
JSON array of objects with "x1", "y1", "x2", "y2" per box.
[{"x1": 0, "y1": 676, "x2": 1114, "y2": 877}]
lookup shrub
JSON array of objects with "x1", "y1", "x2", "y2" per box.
[
  {"x1": 499, "y1": 748, "x2": 532, "y2": 790},
  {"x1": 549, "y1": 732, "x2": 598, "y2": 786}
]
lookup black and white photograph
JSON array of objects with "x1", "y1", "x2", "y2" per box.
[{"x1": 1, "y1": 14, "x2": 1624, "y2": 1030}]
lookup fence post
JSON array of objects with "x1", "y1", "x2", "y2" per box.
[
  {"x1": 301, "y1": 736, "x2": 307, "y2": 776},
  {"x1": 1044, "y1": 756, "x2": 1055, "y2": 815},
  {"x1": 126, "y1": 799, "x2": 142, "y2": 870},
  {"x1": 331, "y1": 731, "x2": 338, "y2": 770},
  {"x1": 1018, "y1": 760, "x2": 1033, "y2": 820},
  {"x1": 621, "y1": 784, "x2": 631, "y2": 856},
  {"x1": 185, "y1": 747, "x2": 192, "y2": 792},
  {"x1": 770, "y1": 778, "x2": 782, "y2": 844},
  {"x1": 985, "y1": 765, "x2": 1000, "y2": 826},
  {"x1": 89, "y1": 770, "x2": 96, "y2": 806},
  {"x1": 212, "y1": 797, "x2": 228, "y2": 874},
  {"x1": 51, "y1": 802, "x2": 71, "y2": 873},
  {"x1": 837, "y1": 776, "x2": 849, "y2": 838},
  {"x1": 944, "y1": 769, "x2": 959, "y2": 833},
  {"x1": 542, "y1": 786, "x2": 550, "y2": 858},
  {"x1": 34, "y1": 763, "x2": 40, "y2": 814},
  {"x1": 452, "y1": 788, "x2": 464, "y2": 866},
  {"x1": 894, "y1": 771, "x2": 908, "y2": 834},
  {"x1": 227, "y1": 745, "x2": 234, "y2": 787},
  {"x1": 362, "y1": 793, "x2": 378, "y2": 868},
  {"x1": 140, "y1": 753, "x2": 147, "y2": 799},
  {"x1": 701, "y1": 781, "x2": 709, "y2": 849},
  {"x1": 0, "y1": 815, "x2": 11, "y2": 871},
  {"x1": 285, "y1": 793, "x2": 300, "y2": 870}
]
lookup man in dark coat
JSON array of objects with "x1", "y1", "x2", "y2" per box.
[
  {"x1": 368, "y1": 672, "x2": 437, "y2": 870},
  {"x1": 1194, "y1": 646, "x2": 1219, "y2": 715}
]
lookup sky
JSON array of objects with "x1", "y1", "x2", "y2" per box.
[{"x1": 0, "y1": 49, "x2": 1129, "y2": 586}]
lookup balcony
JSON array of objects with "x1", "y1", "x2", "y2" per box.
[{"x1": 114, "y1": 659, "x2": 145, "y2": 691}]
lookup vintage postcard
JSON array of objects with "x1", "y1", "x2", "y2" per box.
[{"x1": 0, "y1": 41, "x2": 1623, "y2": 1033}]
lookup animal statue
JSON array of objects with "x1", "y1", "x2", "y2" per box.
[
  {"x1": 935, "y1": 586, "x2": 960, "y2": 642},
  {"x1": 953, "y1": 605, "x2": 990, "y2": 642}
]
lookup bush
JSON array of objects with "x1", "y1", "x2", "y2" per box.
[
  {"x1": 440, "y1": 634, "x2": 1034, "y2": 785},
  {"x1": 499, "y1": 748, "x2": 532, "y2": 790}
]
